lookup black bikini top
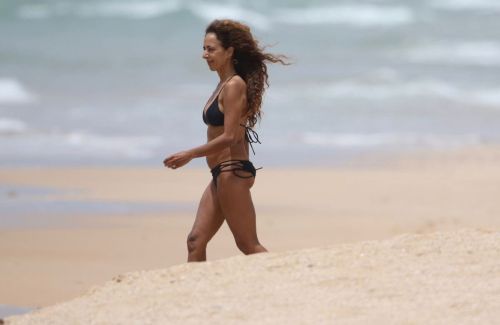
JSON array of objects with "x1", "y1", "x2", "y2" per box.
[
  {"x1": 202, "y1": 75, "x2": 261, "y2": 155},
  {"x1": 202, "y1": 93, "x2": 225, "y2": 126},
  {"x1": 202, "y1": 75, "x2": 235, "y2": 127}
]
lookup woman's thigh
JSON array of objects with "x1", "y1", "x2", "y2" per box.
[
  {"x1": 216, "y1": 173, "x2": 258, "y2": 243},
  {"x1": 189, "y1": 181, "x2": 225, "y2": 242}
]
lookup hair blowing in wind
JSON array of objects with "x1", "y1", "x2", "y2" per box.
[{"x1": 206, "y1": 19, "x2": 289, "y2": 128}]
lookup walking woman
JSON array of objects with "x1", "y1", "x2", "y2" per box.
[{"x1": 163, "y1": 19, "x2": 287, "y2": 262}]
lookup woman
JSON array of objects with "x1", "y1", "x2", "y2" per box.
[{"x1": 163, "y1": 19, "x2": 287, "y2": 262}]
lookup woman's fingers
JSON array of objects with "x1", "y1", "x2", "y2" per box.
[
  {"x1": 164, "y1": 152, "x2": 191, "y2": 169},
  {"x1": 164, "y1": 155, "x2": 182, "y2": 169},
  {"x1": 163, "y1": 155, "x2": 175, "y2": 167}
]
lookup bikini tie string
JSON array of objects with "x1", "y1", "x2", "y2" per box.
[{"x1": 240, "y1": 124, "x2": 261, "y2": 155}]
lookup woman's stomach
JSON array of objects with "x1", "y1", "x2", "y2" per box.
[{"x1": 205, "y1": 130, "x2": 249, "y2": 168}]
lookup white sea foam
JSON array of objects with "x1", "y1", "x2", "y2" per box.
[
  {"x1": 301, "y1": 132, "x2": 482, "y2": 149},
  {"x1": 430, "y1": 0, "x2": 500, "y2": 11},
  {"x1": 17, "y1": 5, "x2": 51, "y2": 19},
  {"x1": 469, "y1": 89, "x2": 500, "y2": 107},
  {"x1": 312, "y1": 79, "x2": 461, "y2": 100},
  {"x1": 17, "y1": 1, "x2": 412, "y2": 28},
  {"x1": 301, "y1": 78, "x2": 500, "y2": 108},
  {"x1": 273, "y1": 4, "x2": 414, "y2": 27},
  {"x1": 187, "y1": 2, "x2": 271, "y2": 30},
  {"x1": 77, "y1": 1, "x2": 181, "y2": 19},
  {"x1": 18, "y1": 0, "x2": 181, "y2": 20},
  {"x1": 18, "y1": 0, "x2": 267, "y2": 26},
  {"x1": 0, "y1": 131, "x2": 165, "y2": 163},
  {"x1": 406, "y1": 42, "x2": 500, "y2": 66},
  {"x1": 0, "y1": 118, "x2": 27, "y2": 135},
  {"x1": 0, "y1": 78, "x2": 36, "y2": 104},
  {"x1": 65, "y1": 132, "x2": 163, "y2": 159}
]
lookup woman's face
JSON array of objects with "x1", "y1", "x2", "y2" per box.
[{"x1": 202, "y1": 32, "x2": 232, "y2": 71}]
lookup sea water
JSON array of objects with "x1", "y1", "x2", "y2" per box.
[{"x1": 1, "y1": 0, "x2": 500, "y2": 167}]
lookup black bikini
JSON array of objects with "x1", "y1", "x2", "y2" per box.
[
  {"x1": 210, "y1": 160, "x2": 259, "y2": 187},
  {"x1": 202, "y1": 75, "x2": 262, "y2": 187},
  {"x1": 203, "y1": 92, "x2": 225, "y2": 126}
]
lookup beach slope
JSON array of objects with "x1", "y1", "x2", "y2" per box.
[{"x1": 5, "y1": 229, "x2": 499, "y2": 324}]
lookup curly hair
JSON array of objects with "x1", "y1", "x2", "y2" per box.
[{"x1": 205, "y1": 19, "x2": 288, "y2": 128}]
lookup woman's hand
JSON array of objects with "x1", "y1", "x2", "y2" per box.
[{"x1": 163, "y1": 150, "x2": 193, "y2": 169}]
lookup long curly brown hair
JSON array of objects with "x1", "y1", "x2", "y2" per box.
[{"x1": 205, "y1": 19, "x2": 289, "y2": 128}]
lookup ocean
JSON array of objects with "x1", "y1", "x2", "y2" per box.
[{"x1": 1, "y1": 0, "x2": 500, "y2": 167}]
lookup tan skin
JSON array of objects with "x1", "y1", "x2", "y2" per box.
[{"x1": 163, "y1": 32, "x2": 267, "y2": 262}]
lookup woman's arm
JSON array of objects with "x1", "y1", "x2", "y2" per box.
[{"x1": 164, "y1": 78, "x2": 247, "y2": 169}]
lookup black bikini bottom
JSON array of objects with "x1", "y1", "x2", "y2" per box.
[{"x1": 210, "y1": 160, "x2": 261, "y2": 187}]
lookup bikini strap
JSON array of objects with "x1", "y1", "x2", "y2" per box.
[
  {"x1": 215, "y1": 74, "x2": 238, "y2": 98},
  {"x1": 204, "y1": 74, "x2": 238, "y2": 113}
]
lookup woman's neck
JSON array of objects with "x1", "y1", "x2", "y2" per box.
[{"x1": 217, "y1": 64, "x2": 236, "y2": 82}]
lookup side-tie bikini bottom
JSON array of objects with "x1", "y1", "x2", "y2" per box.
[{"x1": 210, "y1": 160, "x2": 261, "y2": 187}]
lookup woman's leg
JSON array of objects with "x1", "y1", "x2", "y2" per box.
[
  {"x1": 216, "y1": 173, "x2": 267, "y2": 255},
  {"x1": 187, "y1": 181, "x2": 225, "y2": 262}
]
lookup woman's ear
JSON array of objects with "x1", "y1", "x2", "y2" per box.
[{"x1": 227, "y1": 46, "x2": 235, "y2": 59}]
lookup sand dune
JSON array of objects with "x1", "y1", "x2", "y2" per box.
[{"x1": 5, "y1": 229, "x2": 499, "y2": 324}]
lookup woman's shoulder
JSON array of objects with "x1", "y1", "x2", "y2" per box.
[
  {"x1": 226, "y1": 75, "x2": 246, "y2": 90},
  {"x1": 222, "y1": 75, "x2": 246, "y2": 98}
]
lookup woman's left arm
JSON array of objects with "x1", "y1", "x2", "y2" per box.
[{"x1": 164, "y1": 79, "x2": 246, "y2": 169}]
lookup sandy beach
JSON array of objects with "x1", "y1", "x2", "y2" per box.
[
  {"x1": 4, "y1": 229, "x2": 500, "y2": 324},
  {"x1": 1, "y1": 146, "x2": 500, "y2": 322}
]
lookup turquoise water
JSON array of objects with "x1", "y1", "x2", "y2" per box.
[{"x1": 1, "y1": 0, "x2": 500, "y2": 167}]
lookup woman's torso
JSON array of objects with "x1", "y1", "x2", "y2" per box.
[{"x1": 203, "y1": 78, "x2": 250, "y2": 168}]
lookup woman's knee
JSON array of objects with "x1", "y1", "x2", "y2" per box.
[{"x1": 186, "y1": 232, "x2": 207, "y2": 253}]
